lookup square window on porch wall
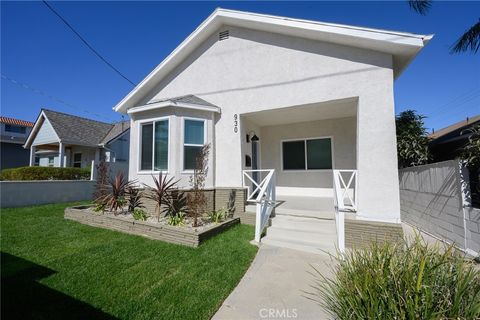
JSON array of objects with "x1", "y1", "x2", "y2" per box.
[{"x1": 282, "y1": 138, "x2": 332, "y2": 171}]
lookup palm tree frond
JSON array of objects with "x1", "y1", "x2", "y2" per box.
[
  {"x1": 451, "y1": 20, "x2": 480, "y2": 54},
  {"x1": 408, "y1": 0, "x2": 432, "y2": 15}
]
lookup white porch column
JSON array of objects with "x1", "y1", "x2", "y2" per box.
[
  {"x1": 29, "y1": 146, "x2": 36, "y2": 166},
  {"x1": 58, "y1": 142, "x2": 65, "y2": 167}
]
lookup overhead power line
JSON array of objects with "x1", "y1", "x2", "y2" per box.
[
  {"x1": 42, "y1": 0, "x2": 136, "y2": 86},
  {"x1": 1, "y1": 73, "x2": 116, "y2": 122}
]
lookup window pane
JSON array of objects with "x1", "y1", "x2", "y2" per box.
[
  {"x1": 154, "y1": 120, "x2": 169, "y2": 170},
  {"x1": 74, "y1": 153, "x2": 81, "y2": 162},
  {"x1": 282, "y1": 141, "x2": 305, "y2": 170},
  {"x1": 307, "y1": 138, "x2": 332, "y2": 169},
  {"x1": 184, "y1": 146, "x2": 202, "y2": 170},
  {"x1": 141, "y1": 123, "x2": 153, "y2": 170},
  {"x1": 184, "y1": 120, "x2": 204, "y2": 145}
]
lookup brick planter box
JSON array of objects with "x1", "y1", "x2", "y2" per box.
[{"x1": 65, "y1": 205, "x2": 240, "y2": 247}]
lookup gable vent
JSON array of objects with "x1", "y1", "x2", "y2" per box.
[{"x1": 219, "y1": 30, "x2": 229, "y2": 41}]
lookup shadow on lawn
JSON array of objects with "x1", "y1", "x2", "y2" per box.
[{"x1": 1, "y1": 252, "x2": 117, "y2": 320}]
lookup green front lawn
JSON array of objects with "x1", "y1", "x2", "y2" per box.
[{"x1": 1, "y1": 203, "x2": 258, "y2": 320}]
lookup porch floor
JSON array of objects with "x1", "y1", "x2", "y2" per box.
[{"x1": 246, "y1": 195, "x2": 335, "y2": 220}]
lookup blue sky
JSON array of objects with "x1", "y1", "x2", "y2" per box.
[{"x1": 1, "y1": 1, "x2": 479, "y2": 132}]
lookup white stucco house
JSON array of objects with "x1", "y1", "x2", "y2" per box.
[
  {"x1": 114, "y1": 9, "x2": 432, "y2": 252},
  {"x1": 24, "y1": 109, "x2": 130, "y2": 176}
]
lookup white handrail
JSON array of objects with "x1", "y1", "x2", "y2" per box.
[
  {"x1": 333, "y1": 170, "x2": 358, "y2": 252},
  {"x1": 242, "y1": 169, "x2": 276, "y2": 242}
]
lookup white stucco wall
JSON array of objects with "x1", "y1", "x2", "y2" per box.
[
  {"x1": 128, "y1": 25, "x2": 400, "y2": 221},
  {"x1": 259, "y1": 117, "x2": 356, "y2": 193}
]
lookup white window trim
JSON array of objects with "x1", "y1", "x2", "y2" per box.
[
  {"x1": 280, "y1": 136, "x2": 335, "y2": 172},
  {"x1": 181, "y1": 117, "x2": 207, "y2": 173},
  {"x1": 48, "y1": 156, "x2": 55, "y2": 167},
  {"x1": 137, "y1": 116, "x2": 171, "y2": 174}
]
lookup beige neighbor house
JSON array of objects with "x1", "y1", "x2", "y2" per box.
[
  {"x1": 114, "y1": 9, "x2": 432, "y2": 253},
  {"x1": 24, "y1": 109, "x2": 130, "y2": 176}
]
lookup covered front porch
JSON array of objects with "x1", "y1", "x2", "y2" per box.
[
  {"x1": 29, "y1": 142, "x2": 99, "y2": 169},
  {"x1": 239, "y1": 97, "x2": 359, "y2": 253}
]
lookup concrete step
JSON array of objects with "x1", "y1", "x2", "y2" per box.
[
  {"x1": 267, "y1": 224, "x2": 336, "y2": 240},
  {"x1": 261, "y1": 237, "x2": 337, "y2": 255},
  {"x1": 270, "y1": 214, "x2": 336, "y2": 230}
]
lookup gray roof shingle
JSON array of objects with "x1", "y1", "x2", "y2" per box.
[
  {"x1": 149, "y1": 94, "x2": 217, "y2": 107},
  {"x1": 42, "y1": 109, "x2": 128, "y2": 146}
]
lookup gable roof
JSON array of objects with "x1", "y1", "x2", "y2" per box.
[
  {"x1": 429, "y1": 114, "x2": 480, "y2": 140},
  {"x1": 0, "y1": 116, "x2": 34, "y2": 127},
  {"x1": 114, "y1": 8, "x2": 433, "y2": 114},
  {"x1": 127, "y1": 94, "x2": 220, "y2": 115},
  {"x1": 101, "y1": 121, "x2": 130, "y2": 145},
  {"x1": 24, "y1": 109, "x2": 130, "y2": 148}
]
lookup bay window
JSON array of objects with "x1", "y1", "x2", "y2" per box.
[
  {"x1": 184, "y1": 119, "x2": 205, "y2": 170},
  {"x1": 282, "y1": 137, "x2": 332, "y2": 170},
  {"x1": 140, "y1": 119, "x2": 169, "y2": 171}
]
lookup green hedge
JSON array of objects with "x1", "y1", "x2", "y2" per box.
[{"x1": 0, "y1": 166, "x2": 91, "y2": 181}]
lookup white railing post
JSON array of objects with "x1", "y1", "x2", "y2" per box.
[
  {"x1": 333, "y1": 170, "x2": 358, "y2": 253},
  {"x1": 242, "y1": 169, "x2": 276, "y2": 243},
  {"x1": 90, "y1": 160, "x2": 95, "y2": 181}
]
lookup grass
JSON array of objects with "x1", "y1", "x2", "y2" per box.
[{"x1": 1, "y1": 202, "x2": 258, "y2": 320}]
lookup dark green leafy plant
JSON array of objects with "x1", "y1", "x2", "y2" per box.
[
  {"x1": 0, "y1": 166, "x2": 90, "y2": 181},
  {"x1": 167, "y1": 190, "x2": 189, "y2": 217},
  {"x1": 396, "y1": 110, "x2": 431, "y2": 168},
  {"x1": 126, "y1": 186, "x2": 144, "y2": 213},
  {"x1": 307, "y1": 237, "x2": 480, "y2": 319},
  {"x1": 132, "y1": 209, "x2": 148, "y2": 221},
  {"x1": 460, "y1": 124, "x2": 480, "y2": 168},
  {"x1": 144, "y1": 172, "x2": 178, "y2": 222},
  {"x1": 96, "y1": 172, "x2": 133, "y2": 215}
]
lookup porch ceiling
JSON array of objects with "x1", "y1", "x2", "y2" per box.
[{"x1": 242, "y1": 97, "x2": 357, "y2": 126}]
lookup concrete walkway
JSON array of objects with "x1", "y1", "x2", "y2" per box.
[{"x1": 212, "y1": 245, "x2": 335, "y2": 320}]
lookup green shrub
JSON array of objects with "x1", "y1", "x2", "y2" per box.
[
  {"x1": 132, "y1": 209, "x2": 148, "y2": 221},
  {"x1": 0, "y1": 166, "x2": 90, "y2": 181},
  {"x1": 167, "y1": 212, "x2": 185, "y2": 226},
  {"x1": 309, "y1": 237, "x2": 480, "y2": 319},
  {"x1": 207, "y1": 208, "x2": 229, "y2": 223}
]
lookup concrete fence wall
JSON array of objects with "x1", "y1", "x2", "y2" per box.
[
  {"x1": 399, "y1": 160, "x2": 480, "y2": 255},
  {"x1": 0, "y1": 180, "x2": 95, "y2": 208}
]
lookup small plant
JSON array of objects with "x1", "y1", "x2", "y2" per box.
[
  {"x1": 144, "y1": 172, "x2": 178, "y2": 222},
  {"x1": 167, "y1": 212, "x2": 185, "y2": 226},
  {"x1": 307, "y1": 236, "x2": 480, "y2": 319},
  {"x1": 132, "y1": 209, "x2": 148, "y2": 221},
  {"x1": 126, "y1": 186, "x2": 144, "y2": 213},
  {"x1": 92, "y1": 158, "x2": 109, "y2": 205},
  {"x1": 96, "y1": 172, "x2": 133, "y2": 215},
  {"x1": 226, "y1": 190, "x2": 236, "y2": 217},
  {"x1": 93, "y1": 202, "x2": 106, "y2": 213},
  {"x1": 207, "y1": 208, "x2": 228, "y2": 223}
]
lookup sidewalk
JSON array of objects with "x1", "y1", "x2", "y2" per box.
[{"x1": 212, "y1": 244, "x2": 335, "y2": 320}]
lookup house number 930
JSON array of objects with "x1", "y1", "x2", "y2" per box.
[{"x1": 233, "y1": 114, "x2": 238, "y2": 133}]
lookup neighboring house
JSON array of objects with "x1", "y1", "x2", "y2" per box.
[
  {"x1": 429, "y1": 114, "x2": 480, "y2": 163},
  {"x1": 113, "y1": 9, "x2": 431, "y2": 249},
  {"x1": 24, "y1": 109, "x2": 130, "y2": 175},
  {"x1": 429, "y1": 114, "x2": 480, "y2": 208},
  {"x1": 0, "y1": 116, "x2": 34, "y2": 169}
]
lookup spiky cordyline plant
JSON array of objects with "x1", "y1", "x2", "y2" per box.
[
  {"x1": 96, "y1": 172, "x2": 133, "y2": 215},
  {"x1": 144, "y1": 172, "x2": 178, "y2": 222},
  {"x1": 126, "y1": 186, "x2": 144, "y2": 213},
  {"x1": 167, "y1": 190, "x2": 189, "y2": 217}
]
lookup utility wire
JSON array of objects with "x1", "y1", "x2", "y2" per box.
[
  {"x1": 1, "y1": 73, "x2": 116, "y2": 123},
  {"x1": 42, "y1": 0, "x2": 136, "y2": 86}
]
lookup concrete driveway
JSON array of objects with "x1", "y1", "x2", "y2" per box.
[{"x1": 212, "y1": 244, "x2": 335, "y2": 320}]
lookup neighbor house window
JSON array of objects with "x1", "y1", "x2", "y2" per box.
[
  {"x1": 48, "y1": 156, "x2": 54, "y2": 167},
  {"x1": 5, "y1": 124, "x2": 26, "y2": 134},
  {"x1": 282, "y1": 138, "x2": 332, "y2": 170},
  {"x1": 140, "y1": 119, "x2": 169, "y2": 171},
  {"x1": 73, "y1": 153, "x2": 82, "y2": 168},
  {"x1": 183, "y1": 119, "x2": 205, "y2": 170}
]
